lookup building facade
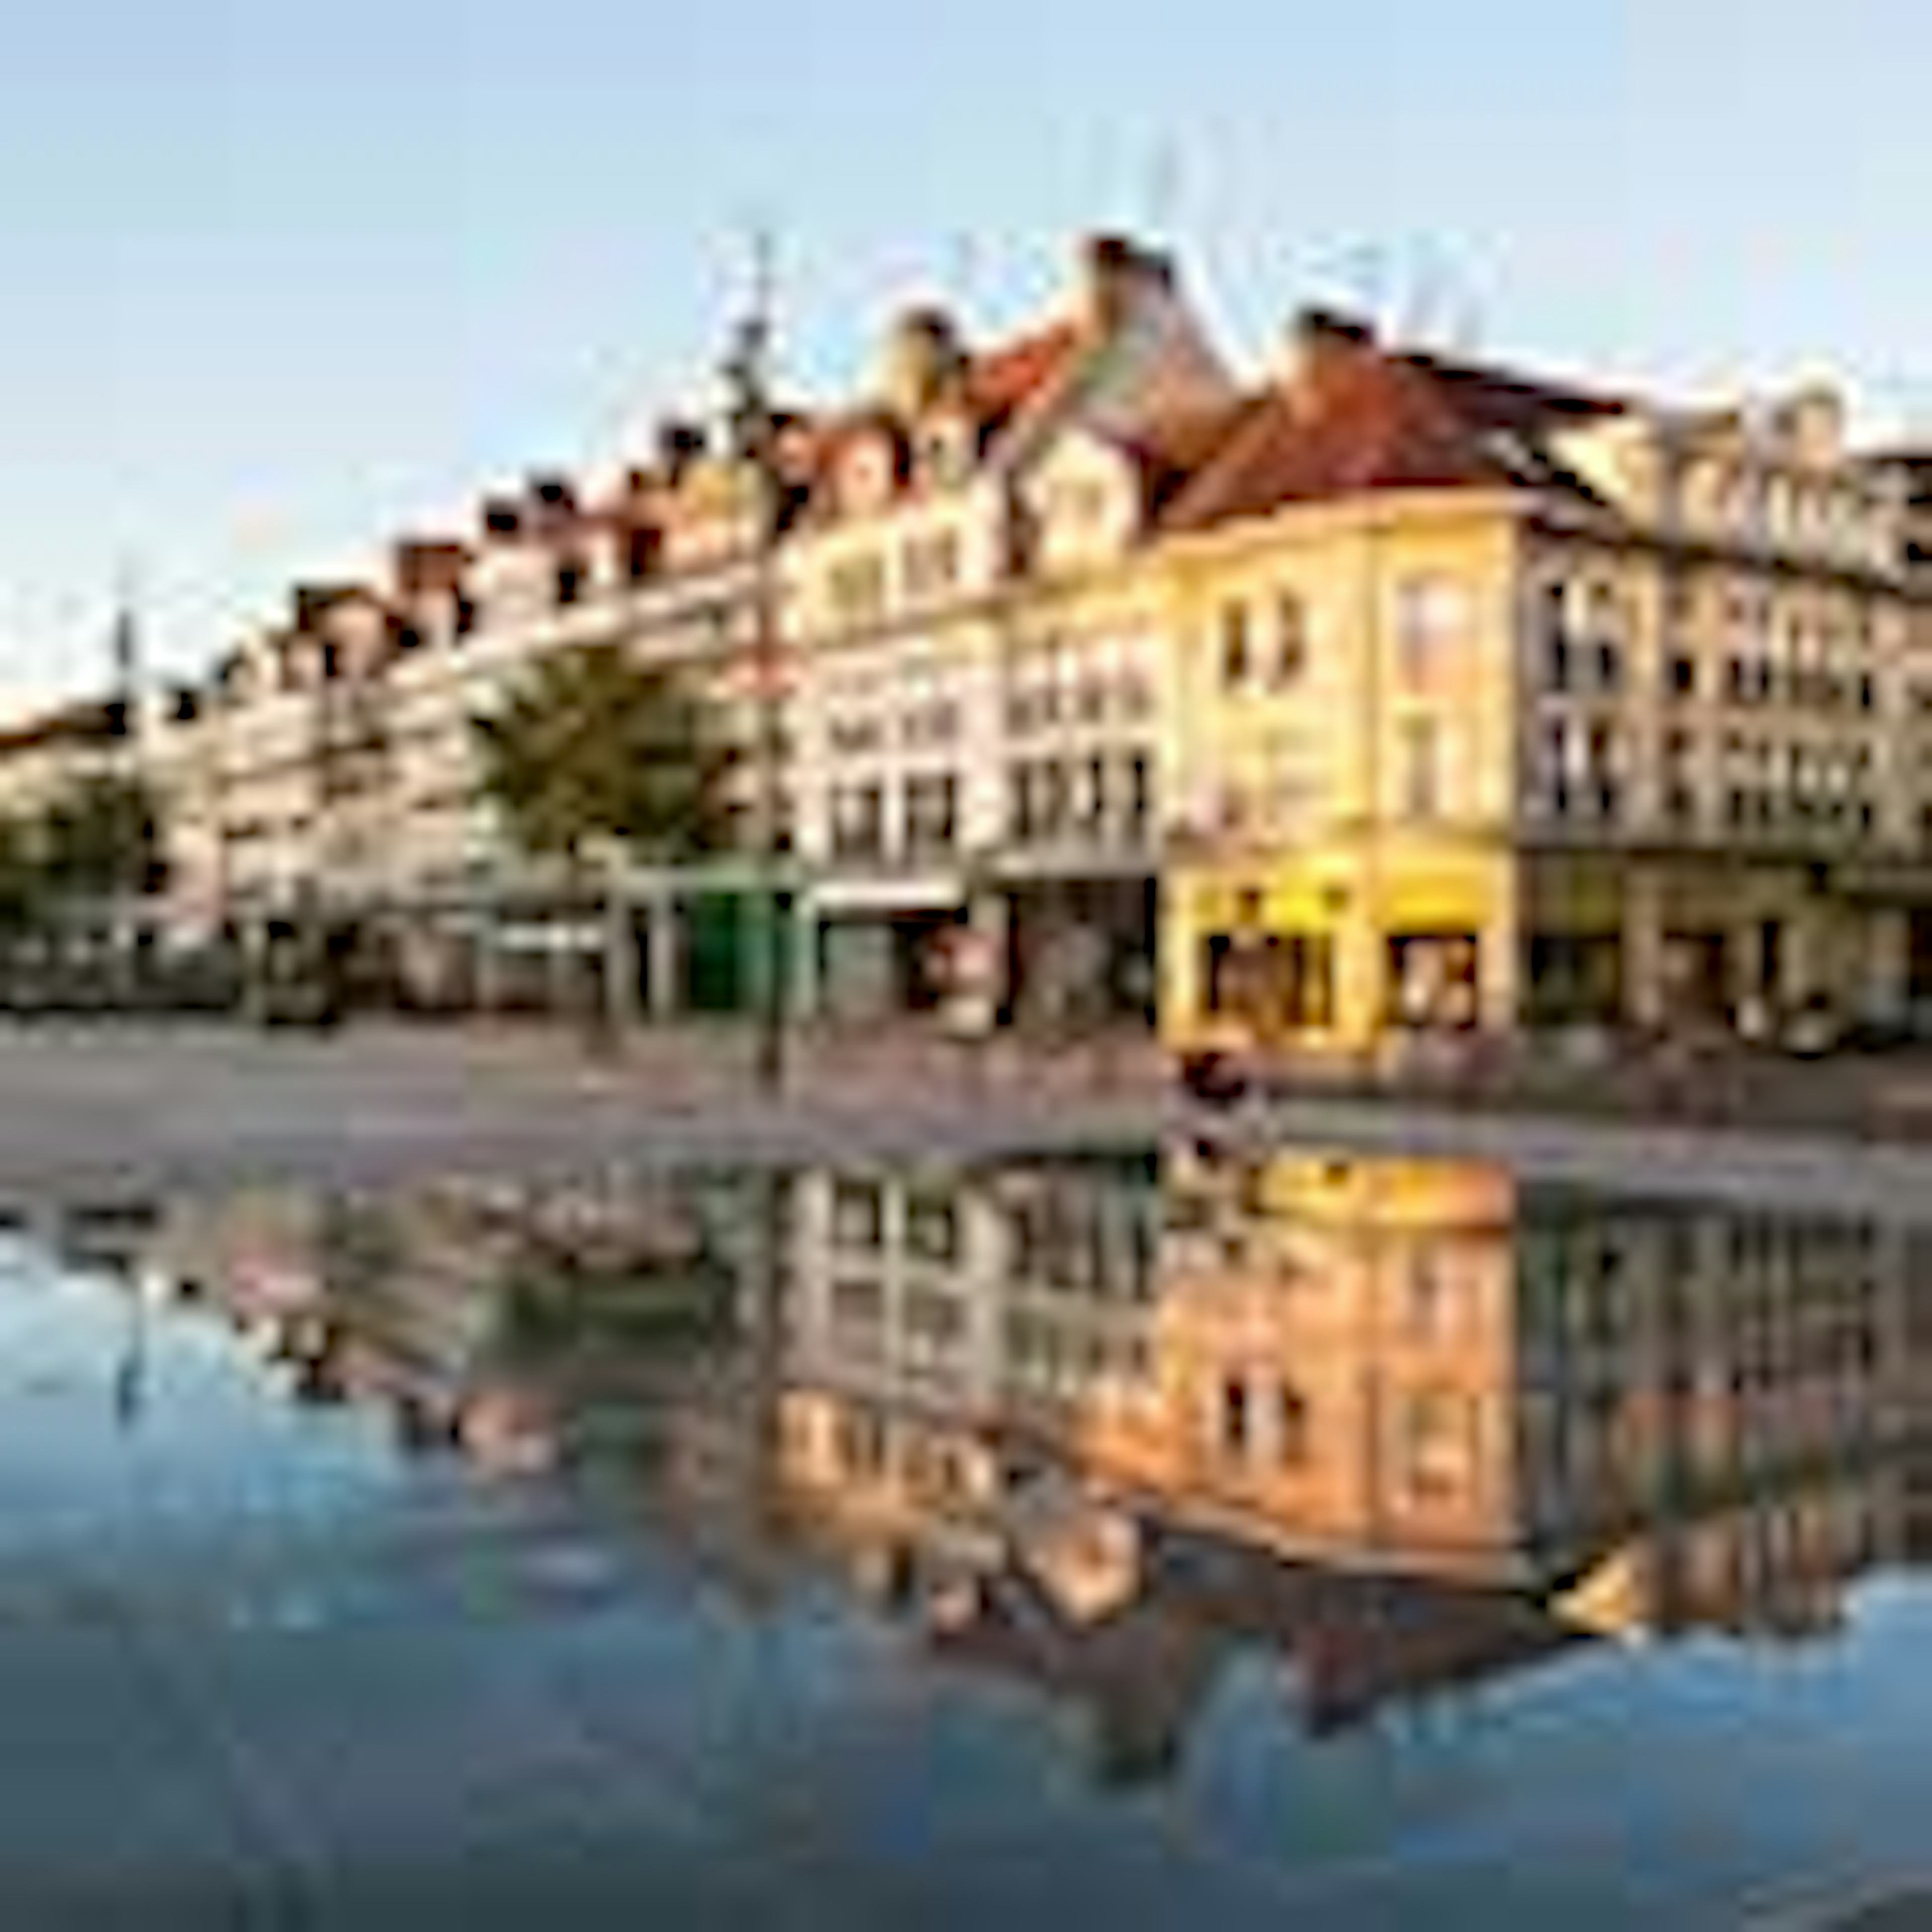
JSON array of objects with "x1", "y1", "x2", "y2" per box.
[{"x1": 9, "y1": 230, "x2": 1929, "y2": 1041}]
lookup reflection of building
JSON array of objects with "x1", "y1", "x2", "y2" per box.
[
  {"x1": 99, "y1": 1145, "x2": 1932, "y2": 1777},
  {"x1": 771, "y1": 1141, "x2": 1932, "y2": 1749}
]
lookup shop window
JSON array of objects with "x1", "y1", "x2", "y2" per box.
[
  {"x1": 1387, "y1": 934, "x2": 1479, "y2": 1030},
  {"x1": 1203, "y1": 932, "x2": 1335, "y2": 1030},
  {"x1": 1525, "y1": 932, "x2": 1622, "y2": 1025}
]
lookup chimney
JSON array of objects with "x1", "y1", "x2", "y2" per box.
[
  {"x1": 528, "y1": 475, "x2": 577, "y2": 525},
  {"x1": 393, "y1": 539, "x2": 467, "y2": 598},
  {"x1": 1281, "y1": 306, "x2": 1377, "y2": 389},
  {"x1": 656, "y1": 419, "x2": 707, "y2": 482},
  {"x1": 877, "y1": 305, "x2": 965, "y2": 418},
  {"x1": 1077, "y1": 232, "x2": 1176, "y2": 334}
]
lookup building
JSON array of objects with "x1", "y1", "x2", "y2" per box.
[
  {"x1": 784, "y1": 235, "x2": 1234, "y2": 1025},
  {"x1": 1159, "y1": 313, "x2": 1926, "y2": 1052},
  {"x1": 11, "y1": 229, "x2": 1926, "y2": 1039}
]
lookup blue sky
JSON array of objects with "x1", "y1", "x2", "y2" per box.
[{"x1": 0, "y1": 0, "x2": 1926, "y2": 707}]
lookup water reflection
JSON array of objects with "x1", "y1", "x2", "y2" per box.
[{"x1": 44, "y1": 1141, "x2": 1932, "y2": 1778}]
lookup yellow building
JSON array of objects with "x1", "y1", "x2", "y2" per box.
[{"x1": 1157, "y1": 312, "x2": 1927, "y2": 1053}]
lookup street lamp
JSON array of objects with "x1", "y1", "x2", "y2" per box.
[{"x1": 721, "y1": 235, "x2": 790, "y2": 1094}]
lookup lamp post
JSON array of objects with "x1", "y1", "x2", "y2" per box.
[{"x1": 721, "y1": 233, "x2": 790, "y2": 1094}]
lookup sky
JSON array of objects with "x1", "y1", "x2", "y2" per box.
[{"x1": 1, "y1": 0, "x2": 1927, "y2": 712}]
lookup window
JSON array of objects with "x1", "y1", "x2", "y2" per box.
[
  {"x1": 454, "y1": 595, "x2": 477, "y2": 638},
  {"x1": 1401, "y1": 1389, "x2": 1472, "y2": 1503},
  {"x1": 1399, "y1": 716, "x2": 1442, "y2": 820},
  {"x1": 320, "y1": 641, "x2": 342, "y2": 682},
  {"x1": 1078, "y1": 756, "x2": 1107, "y2": 837},
  {"x1": 1272, "y1": 593, "x2": 1308, "y2": 687},
  {"x1": 395, "y1": 624, "x2": 422, "y2": 655},
  {"x1": 902, "y1": 529, "x2": 960, "y2": 600},
  {"x1": 904, "y1": 773, "x2": 957, "y2": 855},
  {"x1": 1202, "y1": 931, "x2": 1335, "y2": 1029},
  {"x1": 555, "y1": 561, "x2": 584, "y2": 607},
  {"x1": 904, "y1": 1287, "x2": 965, "y2": 1354},
  {"x1": 1275, "y1": 1385, "x2": 1310, "y2": 1467},
  {"x1": 1126, "y1": 755, "x2": 1152, "y2": 840},
  {"x1": 829, "y1": 553, "x2": 887, "y2": 626},
  {"x1": 829, "y1": 715, "x2": 884, "y2": 756},
  {"x1": 1539, "y1": 581, "x2": 1571, "y2": 689},
  {"x1": 1220, "y1": 602, "x2": 1251, "y2": 687},
  {"x1": 626, "y1": 526, "x2": 658, "y2": 581},
  {"x1": 1668, "y1": 654, "x2": 1696, "y2": 698},
  {"x1": 1218, "y1": 1377, "x2": 1251, "y2": 1457},
  {"x1": 830, "y1": 784, "x2": 884, "y2": 858},
  {"x1": 1008, "y1": 759, "x2": 1070, "y2": 844},
  {"x1": 831, "y1": 1275, "x2": 884, "y2": 1327},
  {"x1": 905, "y1": 1190, "x2": 959, "y2": 1264},
  {"x1": 831, "y1": 1178, "x2": 884, "y2": 1251},
  {"x1": 1398, "y1": 575, "x2": 1469, "y2": 685}
]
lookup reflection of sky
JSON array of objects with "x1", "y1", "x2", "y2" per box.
[{"x1": 5, "y1": 1164, "x2": 1932, "y2": 1923}]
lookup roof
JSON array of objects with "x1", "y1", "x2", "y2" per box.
[
  {"x1": 1092, "y1": 395, "x2": 1266, "y2": 514},
  {"x1": 965, "y1": 319, "x2": 1083, "y2": 428},
  {"x1": 1161, "y1": 330, "x2": 1622, "y2": 534},
  {"x1": 0, "y1": 698, "x2": 118, "y2": 759}
]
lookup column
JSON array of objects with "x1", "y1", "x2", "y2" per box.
[
  {"x1": 1334, "y1": 892, "x2": 1384, "y2": 1051},
  {"x1": 790, "y1": 898, "x2": 820, "y2": 1024},
  {"x1": 1867, "y1": 908, "x2": 1909, "y2": 1023},
  {"x1": 647, "y1": 899, "x2": 681, "y2": 1020},
  {"x1": 1622, "y1": 866, "x2": 1665, "y2": 1030},
  {"x1": 966, "y1": 888, "x2": 1011, "y2": 1024},
  {"x1": 604, "y1": 881, "x2": 638, "y2": 1027}
]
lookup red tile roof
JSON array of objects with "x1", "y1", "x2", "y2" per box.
[
  {"x1": 1160, "y1": 330, "x2": 1621, "y2": 534},
  {"x1": 965, "y1": 319, "x2": 1083, "y2": 425}
]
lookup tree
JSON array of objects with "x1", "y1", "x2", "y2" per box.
[
  {"x1": 0, "y1": 813, "x2": 38, "y2": 938},
  {"x1": 471, "y1": 646, "x2": 732, "y2": 1034},
  {"x1": 39, "y1": 773, "x2": 160, "y2": 904}
]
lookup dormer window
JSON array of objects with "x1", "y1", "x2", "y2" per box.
[{"x1": 918, "y1": 416, "x2": 973, "y2": 490}]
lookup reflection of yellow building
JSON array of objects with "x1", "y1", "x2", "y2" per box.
[
  {"x1": 1093, "y1": 1148, "x2": 1526, "y2": 1577},
  {"x1": 776, "y1": 1145, "x2": 1932, "y2": 1642}
]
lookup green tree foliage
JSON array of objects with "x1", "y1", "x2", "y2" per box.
[
  {"x1": 39, "y1": 773, "x2": 161, "y2": 902},
  {"x1": 0, "y1": 814, "x2": 38, "y2": 934},
  {"x1": 471, "y1": 645, "x2": 732, "y2": 867}
]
